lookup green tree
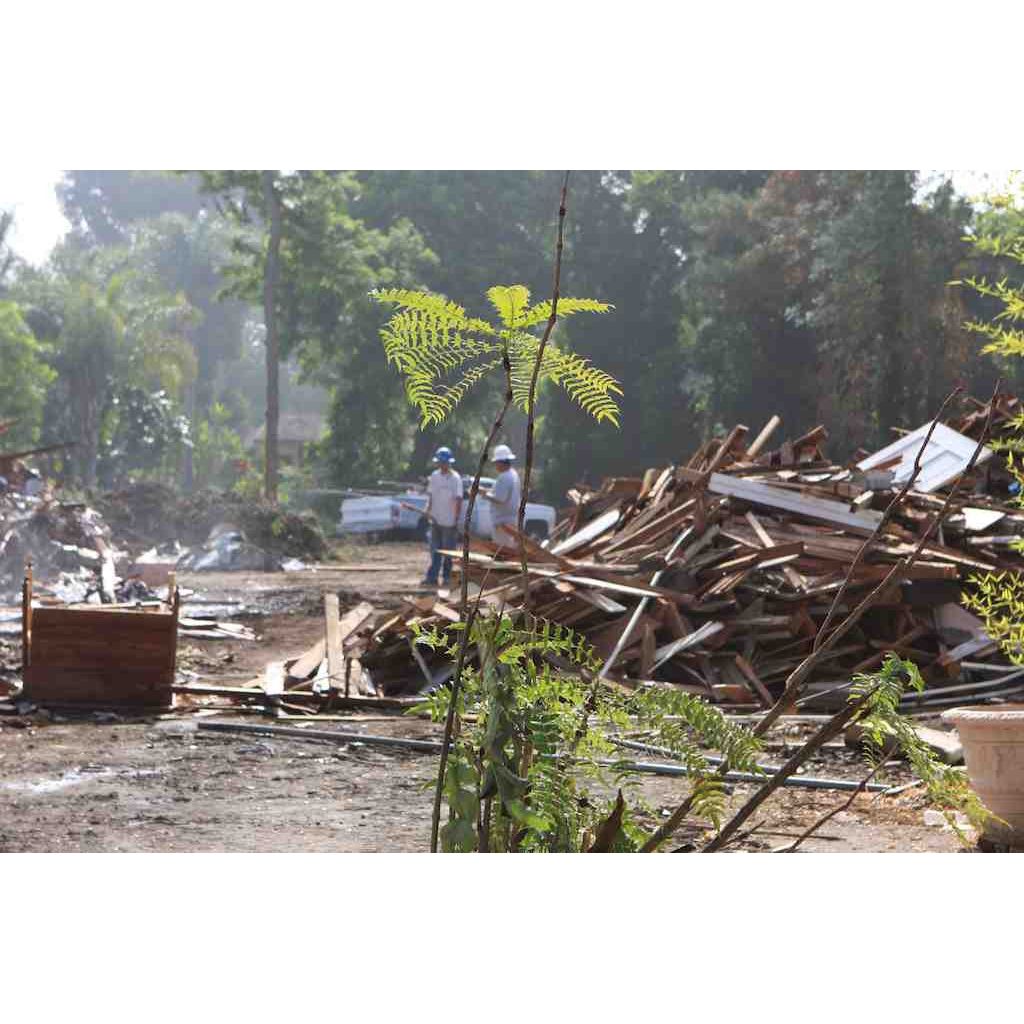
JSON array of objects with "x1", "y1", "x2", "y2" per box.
[
  {"x1": 356, "y1": 171, "x2": 555, "y2": 472},
  {"x1": 538, "y1": 171, "x2": 724, "y2": 498},
  {"x1": 57, "y1": 171, "x2": 206, "y2": 247},
  {"x1": 201, "y1": 170, "x2": 436, "y2": 488},
  {"x1": 665, "y1": 170, "x2": 974, "y2": 457},
  {"x1": 15, "y1": 246, "x2": 197, "y2": 486},
  {"x1": 0, "y1": 209, "x2": 17, "y2": 293},
  {"x1": 57, "y1": 175, "x2": 255, "y2": 489},
  {"x1": 0, "y1": 300, "x2": 56, "y2": 449}
]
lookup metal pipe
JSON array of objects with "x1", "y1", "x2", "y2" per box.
[
  {"x1": 599, "y1": 758, "x2": 889, "y2": 792},
  {"x1": 197, "y1": 719, "x2": 444, "y2": 753},
  {"x1": 198, "y1": 722, "x2": 888, "y2": 792},
  {"x1": 606, "y1": 738, "x2": 890, "y2": 792}
]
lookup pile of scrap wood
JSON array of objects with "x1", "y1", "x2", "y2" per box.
[
  {"x1": 324, "y1": 393, "x2": 1024, "y2": 711},
  {"x1": 173, "y1": 594, "x2": 424, "y2": 716}
]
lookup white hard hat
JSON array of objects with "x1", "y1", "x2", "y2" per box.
[{"x1": 492, "y1": 444, "x2": 516, "y2": 462}]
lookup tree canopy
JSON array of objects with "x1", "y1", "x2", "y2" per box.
[{"x1": 0, "y1": 170, "x2": 1011, "y2": 504}]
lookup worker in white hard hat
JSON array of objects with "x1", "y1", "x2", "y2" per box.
[
  {"x1": 421, "y1": 446, "x2": 462, "y2": 587},
  {"x1": 482, "y1": 443, "x2": 521, "y2": 552}
]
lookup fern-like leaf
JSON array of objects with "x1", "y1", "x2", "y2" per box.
[
  {"x1": 511, "y1": 334, "x2": 623, "y2": 424},
  {"x1": 371, "y1": 288, "x2": 495, "y2": 335},
  {"x1": 406, "y1": 356, "x2": 504, "y2": 426},
  {"x1": 486, "y1": 284, "x2": 532, "y2": 327},
  {"x1": 516, "y1": 297, "x2": 614, "y2": 329}
]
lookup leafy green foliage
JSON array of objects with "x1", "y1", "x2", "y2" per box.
[
  {"x1": 0, "y1": 300, "x2": 56, "y2": 448},
  {"x1": 964, "y1": 571, "x2": 1024, "y2": 664},
  {"x1": 849, "y1": 654, "x2": 991, "y2": 840},
  {"x1": 414, "y1": 615, "x2": 626, "y2": 852},
  {"x1": 413, "y1": 613, "x2": 768, "y2": 850},
  {"x1": 97, "y1": 386, "x2": 190, "y2": 485},
  {"x1": 961, "y1": 176, "x2": 1024, "y2": 363},
  {"x1": 199, "y1": 172, "x2": 437, "y2": 488},
  {"x1": 372, "y1": 284, "x2": 620, "y2": 427},
  {"x1": 191, "y1": 401, "x2": 247, "y2": 490},
  {"x1": 626, "y1": 687, "x2": 766, "y2": 828},
  {"x1": 12, "y1": 246, "x2": 198, "y2": 487},
  {"x1": 962, "y1": 177, "x2": 1024, "y2": 695}
]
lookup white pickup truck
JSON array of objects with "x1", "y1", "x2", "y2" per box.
[{"x1": 338, "y1": 477, "x2": 557, "y2": 542}]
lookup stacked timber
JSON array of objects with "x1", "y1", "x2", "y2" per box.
[{"x1": 352, "y1": 393, "x2": 1024, "y2": 711}]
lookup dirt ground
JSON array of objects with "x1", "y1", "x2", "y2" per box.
[{"x1": 0, "y1": 540, "x2": 966, "y2": 853}]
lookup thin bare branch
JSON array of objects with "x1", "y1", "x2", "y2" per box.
[
  {"x1": 814, "y1": 386, "x2": 962, "y2": 649},
  {"x1": 701, "y1": 381, "x2": 1001, "y2": 852},
  {"x1": 778, "y1": 755, "x2": 891, "y2": 853},
  {"x1": 516, "y1": 171, "x2": 571, "y2": 609},
  {"x1": 753, "y1": 380, "x2": 1000, "y2": 740},
  {"x1": 429, "y1": 359, "x2": 514, "y2": 853}
]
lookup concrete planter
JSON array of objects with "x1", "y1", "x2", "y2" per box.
[{"x1": 941, "y1": 704, "x2": 1024, "y2": 844}]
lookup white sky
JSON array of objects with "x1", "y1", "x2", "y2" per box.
[
  {"x1": 0, "y1": 169, "x2": 69, "y2": 265},
  {"x1": 0, "y1": 169, "x2": 1014, "y2": 269}
]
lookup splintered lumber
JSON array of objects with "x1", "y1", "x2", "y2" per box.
[
  {"x1": 651, "y1": 622, "x2": 725, "y2": 669},
  {"x1": 321, "y1": 598, "x2": 374, "y2": 695},
  {"x1": 356, "y1": 393, "x2": 1024, "y2": 707},
  {"x1": 551, "y1": 508, "x2": 622, "y2": 555},
  {"x1": 324, "y1": 593, "x2": 343, "y2": 690},
  {"x1": 287, "y1": 640, "x2": 326, "y2": 685},
  {"x1": 745, "y1": 512, "x2": 808, "y2": 591},
  {"x1": 708, "y1": 473, "x2": 884, "y2": 533},
  {"x1": 745, "y1": 416, "x2": 782, "y2": 459}
]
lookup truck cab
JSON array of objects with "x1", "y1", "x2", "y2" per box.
[{"x1": 337, "y1": 476, "x2": 556, "y2": 541}]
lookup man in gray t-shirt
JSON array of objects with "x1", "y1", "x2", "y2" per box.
[{"x1": 483, "y1": 444, "x2": 520, "y2": 552}]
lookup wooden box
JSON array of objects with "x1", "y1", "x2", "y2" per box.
[{"x1": 21, "y1": 566, "x2": 179, "y2": 709}]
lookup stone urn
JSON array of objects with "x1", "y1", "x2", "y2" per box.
[{"x1": 942, "y1": 704, "x2": 1024, "y2": 844}]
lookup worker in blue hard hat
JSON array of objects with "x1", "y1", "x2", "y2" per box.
[{"x1": 421, "y1": 446, "x2": 462, "y2": 588}]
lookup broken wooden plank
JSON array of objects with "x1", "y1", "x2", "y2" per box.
[
  {"x1": 745, "y1": 415, "x2": 781, "y2": 459},
  {"x1": 708, "y1": 473, "x2": 884, "y2": 533},
  {"x1": 551, "y1": 507, "x2": 622, "y2": 556}
]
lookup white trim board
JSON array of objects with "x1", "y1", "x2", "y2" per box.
[
  {"x1": 708, "y1": 473, "x2": 884, "y2": 533},
  {"x1": 856, "y1": 422, "x2": 992, "y2": 494}
]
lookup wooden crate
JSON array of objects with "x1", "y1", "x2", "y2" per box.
[{"x1": 21, "y1": 565, "x2": 179, "y2": 709}]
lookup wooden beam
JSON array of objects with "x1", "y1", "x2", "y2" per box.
[
  {"x1": 708, "y1": 473, "x2": 883, "y2": 533},
  {"x1": 745, "y1": 415, "x2": 781, "y2": 459}
]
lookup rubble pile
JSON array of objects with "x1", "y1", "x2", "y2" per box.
[
  {"x1": 340, "y1": 393, "x2": 1024, "y2": 708},
  {"x1": 94, "y1": 483, "x2": 328, "y2": 563},
  {"x1": 0, "y1": 490, "x2": 120, "y2": 604}
]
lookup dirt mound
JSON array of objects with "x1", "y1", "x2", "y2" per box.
[{"x1": 94, "y1": 484, "x2": 328, "y2": 561}]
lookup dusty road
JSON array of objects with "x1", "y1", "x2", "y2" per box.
[{"x1": 0, "y1": 541, "x2": 963, "y2": 853}]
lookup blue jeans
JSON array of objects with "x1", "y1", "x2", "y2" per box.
[{"x1": 427, "y1": 523, "x2": 458, "y2": 583}]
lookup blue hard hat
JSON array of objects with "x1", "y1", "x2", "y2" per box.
[{"x1": 433, "y1": 446, "x2": 455, "y2": 464}]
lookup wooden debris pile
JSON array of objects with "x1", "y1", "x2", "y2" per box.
[
  {"x1": 346, "y1": 394, "x2": 1024, "y2": 711},
  {"x1": 172, "y1": 594, "x2": 424, "y2": 717}
]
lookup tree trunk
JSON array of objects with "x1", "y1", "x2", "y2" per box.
[
  {"x1": 182, "y1": 380, "x2": 195, "y2": 492},
  {"x1": 262, "y1": 170, "x2": 282, "y2": 503}
]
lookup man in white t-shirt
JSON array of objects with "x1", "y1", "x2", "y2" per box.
[
  {"x1": 482, "y1": 443, "x2": 521, "y2": 553},
  {"x1": 421, "y1": 446, "x2": 462, "y2": 587}
]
